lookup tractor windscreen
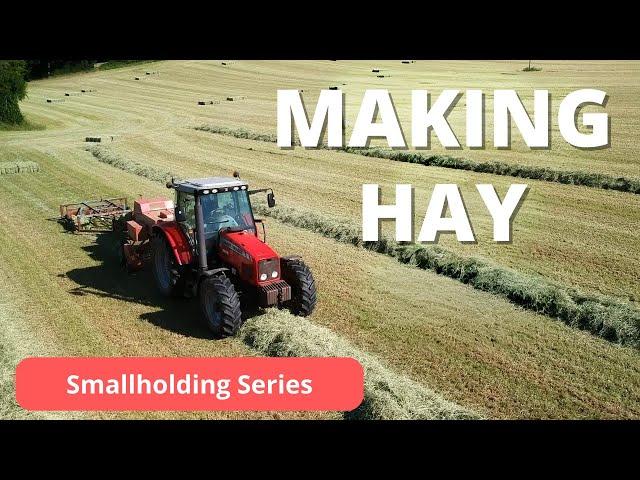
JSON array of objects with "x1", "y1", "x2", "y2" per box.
[{"x1": 201, "y1": 190, "x2": 255, "y2": 240}]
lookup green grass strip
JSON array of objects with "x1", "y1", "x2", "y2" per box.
[
  {"x1": 252, "y1": 203, "x2": 640, "y2": 349},
  {"x1": 241, "y1": 309, "x2": 481, "y2": 419},
  {"x1": 194, "y1": 125, "x2": 640, "y2": 195}
]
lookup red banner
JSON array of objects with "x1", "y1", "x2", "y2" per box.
[{"x1": 16, "y1": 357, "x2": 364, "y2": 412}]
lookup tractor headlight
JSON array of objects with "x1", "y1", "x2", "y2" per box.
[{"x1": 258, "y1": 258, "x2": 280, "y2": 282}]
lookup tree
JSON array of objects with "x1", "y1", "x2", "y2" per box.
[{"x1": 0, "y1": 60, "x2": 28, "y2": 124}]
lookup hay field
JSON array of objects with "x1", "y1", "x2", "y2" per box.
[{"x1": 1, "y1": 60, "x2": 639, "y2": 419}]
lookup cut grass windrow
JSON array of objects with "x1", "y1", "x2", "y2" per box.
[
  {"x1": 85, "y1": 146, "x2": 640, "y2": 349},
  {"x1": 241, "y1": 309, "x2": 481, "y2": 420},
  {"x1": 251, "y1": 203, "x2": 640, "y2": 349},
  {"x1": 194, "y1": 125, "x2": 640, "y2": 195},
  {"x1": 0, "y1": 161, "x2": 39, "y2": 175},
  {"x1": 87, "y1": 146, "x2": 175, "y2": 183},
  {"x1": 83, "y1": 147, "x2": 477, "y2": 419}
]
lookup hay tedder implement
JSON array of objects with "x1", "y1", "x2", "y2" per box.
[{"x1": 58, "y1": 175, "x2": 317, "y2": 338}]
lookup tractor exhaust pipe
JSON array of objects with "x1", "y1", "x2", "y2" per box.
[{"x1": 194, "y1": 194, "x2": 208, "y2": 272}]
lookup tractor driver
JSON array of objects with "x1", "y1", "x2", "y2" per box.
[{"x1": 201, "y1": 191, "x2": 253, "y2": 240}]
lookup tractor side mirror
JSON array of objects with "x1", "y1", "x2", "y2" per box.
[
  {"x1": 267, "y1": 192, "x2": 276, "y2": 208},
  {"x1": 175, "y1": 208, "x2": 186, "y2": 222}
]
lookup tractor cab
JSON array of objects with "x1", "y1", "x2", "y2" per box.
[
  {"x1": 164, "y1": 175, "x2": 281, "y2": 276},
  {"x1": 172, "y1": 177, "x2": 255, "y2": 240}
]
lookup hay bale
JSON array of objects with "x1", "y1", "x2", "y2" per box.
[
  {"x1": 134, "y1": 77, "x2": 140, "y2": 80},
  {"x1": 198, "y1": 101, "x2": 206, "y2": 105},
  {"x1": 377, "y1": 75, "x2": 386, "y2": 78},
  {"x1": 221, "y1": 62, "x2": 227, "y2": 65},
  {"x1": 372, "y1": 69, "x2": 380, "y2": 73},
  {"x1": 329, "y1": 86, "x2": 338, "y2": 90},
  {"x1": 85, "y1": 137, "x2": 101, "y2": 143},
  {"x1": 226, "y1": 95, "x2": 246, "y2": 101},
  {"x1": 402, "y1": 60, "x2": 410, "y2": 64},
  {"x1": 240, "y1": 310, "x2": 480, "y2": 420},
  {"x1": 0, "y1": 161, "x2": 40, "y2": 175}
]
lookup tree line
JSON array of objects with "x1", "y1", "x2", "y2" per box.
[{"x1": 0, "y1": 60, "x2": 112, "y2": 125}]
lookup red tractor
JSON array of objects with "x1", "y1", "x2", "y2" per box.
[{"x1": 117, "y1": 175, "x2": 317, "y2": 337}]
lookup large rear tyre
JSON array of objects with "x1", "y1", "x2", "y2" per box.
[
  {"x1": 199, "y1": 275, "x2": 243, "y2": 337},
  {"x1": 281, "y1": 258, "x2": 317, "y2": 317},
  {"x1": 151, "y1": 234, "x2": 184, "y2": 297}
]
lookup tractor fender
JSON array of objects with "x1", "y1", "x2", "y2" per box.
[
  {"x1": 281, "y1": 255, "x2": 302, "y2": 262},
  {"x1": 197, "y1": 267, "x2": 231, "y2": 291},
  {"x1": 200, "y1": 267, "x2": 230, "y2": 278},
  {"x1": 152, "y1": 222, "x2": 193, "y2": 266}
]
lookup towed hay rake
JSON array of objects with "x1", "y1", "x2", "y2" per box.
[{"x1": 59, "y1": 197, "x2": 130, "y2": 232}]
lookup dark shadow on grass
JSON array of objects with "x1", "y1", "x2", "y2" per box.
[{"x1": 61, "y1": 232, "x2": 262, "y2": 340}]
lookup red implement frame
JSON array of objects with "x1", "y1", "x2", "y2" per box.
[{"x1": 59, "y1": 197, "x2": 130, "y2": 232}]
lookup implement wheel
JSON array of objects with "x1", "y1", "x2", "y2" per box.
[{"x1": 151, "y1": 234, "x2": 184, "y2": 297}]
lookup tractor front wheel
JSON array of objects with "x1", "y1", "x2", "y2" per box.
[
  {"x1": 282, "y1": 258, "x2": 317, "y2": 316},
  {"x1": 151, "y1": 234, "x2": 184, "y2": 297},
  {"x1": 199, "y1": 275, "x2": 243, "y2": 338}
]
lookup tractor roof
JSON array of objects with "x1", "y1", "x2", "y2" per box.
[{"x1": 174, "y1": 177, "x2": 248, "y2": 194}]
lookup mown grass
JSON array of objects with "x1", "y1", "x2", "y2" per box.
[
  {"x1": 253, "y1": 202, "x2": 640, "y2": 349},
  {"x1": 194, "y1": 125, "x2": 640, "y2": 194},
  {"x1": 3, "y1": 146, "x2": 638, "y2": 418},
  {"x1": 87, "y1": 146, "x2": 175, "y2": 182},
  {"x1": 241, "y1": 310, "x2": 480, "y2": 419},
  {"x1": 7, "y1": 61, "x2": 640, "y2": 418}
]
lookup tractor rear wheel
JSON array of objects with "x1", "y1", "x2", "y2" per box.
[
  {"x1": 282, "y1": 258, "x2": 317, "y2": 316},
  {"x1": 199, "y1": 275, "x2": 243, "y2": 337},
  {"x1": 151, "y1": 234, "x2": 184, "y2": 297}
]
